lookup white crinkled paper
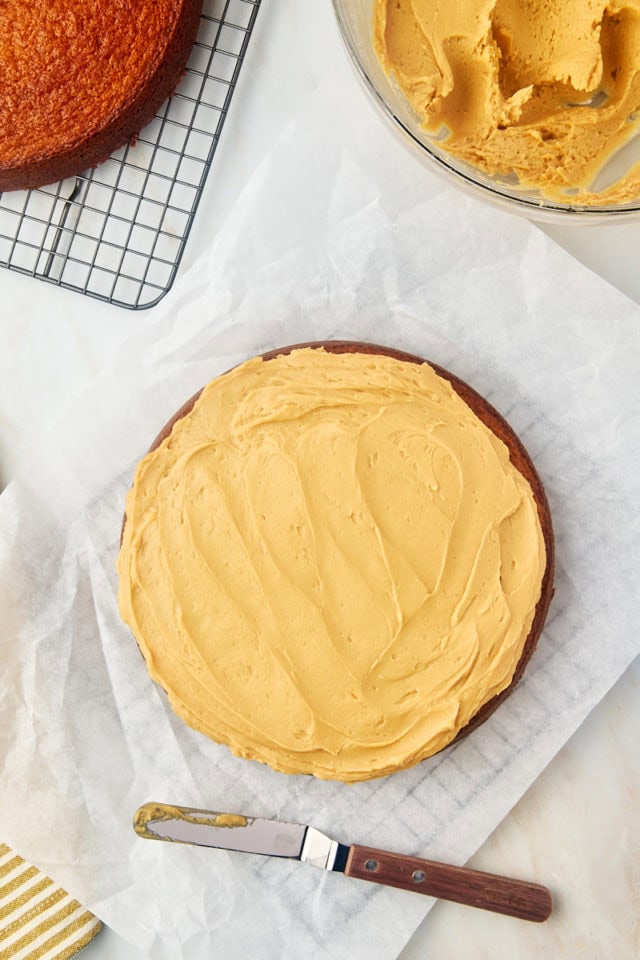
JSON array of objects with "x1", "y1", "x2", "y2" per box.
[{"x1": 2, "y1": 74, "x2": 640, "y2": 960}]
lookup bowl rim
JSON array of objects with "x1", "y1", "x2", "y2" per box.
[{"x1": 330, "y1": 0, "x2": 640, "y2": 222}]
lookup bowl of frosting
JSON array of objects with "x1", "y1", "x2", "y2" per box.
[{"x1": 332, "y1": 0, "x2": 640, "y2": 219}]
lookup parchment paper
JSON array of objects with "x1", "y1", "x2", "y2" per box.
[{"x1": 2, "y1": 75, "x2": 640, "y2": 960}]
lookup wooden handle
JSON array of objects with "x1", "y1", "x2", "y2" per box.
[{"x1": 345, "y1": 844, "x2": 552, "y2": 922}]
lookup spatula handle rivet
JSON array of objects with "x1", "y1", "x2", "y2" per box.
[
  {"x1": 412, "y1": 870, "x2": 426, "y2": 883},
  {"x1": 364, "y1": 859, "x2": 378, "y2": 872}
]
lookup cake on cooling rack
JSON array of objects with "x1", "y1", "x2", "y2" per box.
[
  {"x1": 0, "y1": 0, "x2": 202, "y2": 192},
  {"x1": 117, "y1": 342, "x2": 554, "y2": 783}
]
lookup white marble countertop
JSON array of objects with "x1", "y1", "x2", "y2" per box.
[{"x1": 1, "y1": 1, "x2": 639, "y2": 957}]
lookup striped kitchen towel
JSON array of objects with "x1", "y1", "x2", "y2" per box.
[{"x1": 0, "y1": 843, "x2": 101, "y2": 959}]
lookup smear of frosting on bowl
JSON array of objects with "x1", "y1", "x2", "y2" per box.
[{"x1": 374, "y1": 0, "x2": 640, "y2": 204}]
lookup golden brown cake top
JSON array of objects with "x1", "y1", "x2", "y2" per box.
[
  {"x1": 0, "y1": 0, "x2": 187, "y2": 166},
  {"x1": 117, "y1": 348, "x2": 548, "y2": 782}
]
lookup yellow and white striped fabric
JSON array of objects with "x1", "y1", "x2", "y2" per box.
[{"x1": 0, "y1": 844, "x2": 101, "y2": 960}]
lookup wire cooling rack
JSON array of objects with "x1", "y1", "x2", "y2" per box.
[{"x1": 0, "y1": 0, "x2": 261, "y2": 310}]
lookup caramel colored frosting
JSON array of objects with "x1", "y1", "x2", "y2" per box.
[
  {"x1": 133, "y1": 803, "x2": 248, "y2": 841},
  {"x1": 374, "y1": 1, "x2": 640, "y2": 204},
  {"x1": 118, "y1": 349, "x2": 546, "y2": 782}
]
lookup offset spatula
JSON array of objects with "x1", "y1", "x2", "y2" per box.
[{"x1": 134, "y1": 802, "x2": 552, "y2": 922}]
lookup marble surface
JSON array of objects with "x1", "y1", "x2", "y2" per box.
[{"x1": 1, "y1": 1, "x2": 639, "y2": 957}]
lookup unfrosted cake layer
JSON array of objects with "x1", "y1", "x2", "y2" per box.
[{"x1": 0, "y1": 0, "x2": 202, "y2": 192}]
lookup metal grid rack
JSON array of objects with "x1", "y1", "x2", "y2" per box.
[{"x1": 0, "y1": 0, "x2": 261, "y2": 310}]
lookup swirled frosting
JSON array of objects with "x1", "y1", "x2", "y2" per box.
[
  {"x1": 374, "y1": 0, "x2": 640, "y2": 204},
  {"x1": 117, "y1": 349, "x2": 546, "y2": 782}
]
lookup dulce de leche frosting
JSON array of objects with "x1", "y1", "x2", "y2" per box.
[
  {"x1": 374, "y1": 1, "x2": 640, "y2": 204},
  {"x1": 117, "y1": 348, "x2": 546, "y2": 782}
]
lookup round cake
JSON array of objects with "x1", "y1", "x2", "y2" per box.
[
  {"x1": 117, "y1": 343, "x2": 554, "y2": 782},
  {"x1": 0, "y1": 0, "x2": 203, "y2": 192}
]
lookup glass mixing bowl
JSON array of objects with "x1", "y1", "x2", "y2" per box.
[{"x1": 331, "y1": 0, "x2": 640, "y2": 222}]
